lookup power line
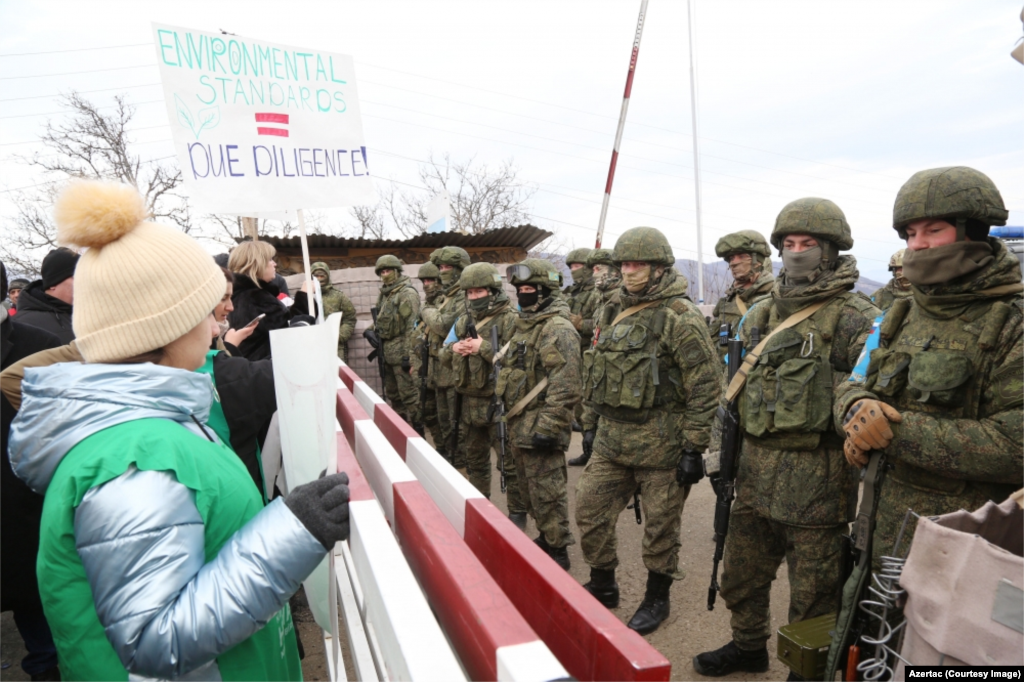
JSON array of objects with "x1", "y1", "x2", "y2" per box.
[
  {"x1": 0, "y1": 99, "x2": 164, "y2": 120},
  {"x1": 0, "y1": 82, "x2": 162, "y2": 102},
  {"x1": 0, "y1": 124, "x2": 168, "y2": 147},
  {"x1": 0, "y1": 154, "x2": 177, "y2": 194},
  {"x1": 0, "y1": 63, "x2": 156, "y2": 80},
  {"x1": 0, "y1": 42, "x2": 151, "y2": 57}
]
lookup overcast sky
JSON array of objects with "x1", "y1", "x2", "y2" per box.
[{"x1": 2, "y1": 0, "x2": 1022, "y2": 288}]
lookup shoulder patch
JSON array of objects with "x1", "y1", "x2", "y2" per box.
[
  {"x1": 680, "y1": 337, "x2": 706, "y2": 367},
  {"x1": 541, "y1": 342, "x2": 565, "y2": 369}
]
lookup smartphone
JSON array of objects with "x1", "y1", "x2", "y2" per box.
[{"x1": 244, "y1": 313, "x2": 266, "y2": 328}]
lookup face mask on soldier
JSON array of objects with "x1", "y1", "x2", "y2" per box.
[
  {"x1": 728, "y1": 253, "x2": 756, "y2": 283},
  {"x1": 516, "y1": 288, "x2": 539, "y2": 309},
  {"x1": 439, "y1": 268, "x2": 454, "y2": 285},
  {"x1": 469, "y1": 294, "x2": 492, "y2": 313},
  {"x1": 380, "y1": 269, "x2": 398, "y2": 285},
  {"x1": 622, "y1": 264, "x2": 651, "y2": 293}
]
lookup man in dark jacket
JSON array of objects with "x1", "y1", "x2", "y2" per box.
[
  {"x1": 16, "y1": 248, "x2": 78, "y2": 343},
  {"x1": 1, "y1": 262, "x2": 62, "y2": 681},
  {"x1": 5, "y1": 277, "x2": 28, "y2": 312}
]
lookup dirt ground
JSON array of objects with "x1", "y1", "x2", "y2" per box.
[{"x1": 1, "y1": 432, "x2": 796, "y2": 681}]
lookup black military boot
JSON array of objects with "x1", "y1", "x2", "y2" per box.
[
  {"x1": 567, "y1": 450, "x2": 591, "y2": 467},
  {"x1": 627, "y1": 571, "x2": 673, "y2": 635},
  {"x1": 692, "y1": 641, "x2": 769, "y2": 677},
  {"x1": 508, "y1": 512, "x2": 528, "y2": 531},
  {"x1": 534, "y1": 534, "x2": 570, "y2": 570},
  {"x1": 582, "y1": 568, "x2": 619, "y2": 608}
]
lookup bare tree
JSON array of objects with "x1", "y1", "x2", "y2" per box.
[
  {"x1": 1, "y1": 92, "x2": 190, "y2": 274},
  {"x1": 348, "y1": 154, "x2": 536, "y2": 238}
]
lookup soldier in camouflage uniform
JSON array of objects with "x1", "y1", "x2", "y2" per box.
[
  {"x1": 311, "y1": 262, "x2": 357, "y2": 363},
  {"x1": 576, "y1": 227, "x2": 722, "y2": 635},
  {"x1": 707, "y1": 231, "x2": 775, "y2": 362},
  {"x1": 413, "y1": 261, "x2": 444, "y2": 450},
  {"x1": 868, "y1": 248, "x2": 912, "y2": 312},
  {"x1": 563, "y1": 248, "x2": 603, "y2": 351},
  {"x1": 497, "y1": 259, "x2": 581, "y2": 569},
  {"x1": 567, "y1": 248, "x2": 622, "y2": 467},
  {"x1": 439, "y1": 263, "x2": 526, "y2": 526},
  {"x1": 370, "y1": 255, "x2": 422, "y2": 430},
  {"x1": 838, "y1": 167, "x2": 1023, "y2": 571},
  {"x1": 694, "y1": 199, "x2": 880, "y2": 677},
  {"x1": 419, "y1": 247, "x2": 471, "y2": 467}
]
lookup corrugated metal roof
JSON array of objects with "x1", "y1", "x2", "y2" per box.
[{"x1": 259, "y1": 224, "x2": 553, "y2": 252}]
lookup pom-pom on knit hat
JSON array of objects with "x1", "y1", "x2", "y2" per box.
[{"x1": 54, "y1": 180, "x2": 225, "y2": 363}]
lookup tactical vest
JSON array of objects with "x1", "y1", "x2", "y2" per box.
[
  {"x1": 375, "y1": 284, "x2": 413, "y2": 341},
  {"x1": 865, "y1": 296, "x2": 1021, "y2": 494},
  {"x1": 581, "y1": 298, "x2": 685, "y2": 425},
  {"x1": 739, "y1": 294, "x2": 869, "y2": 450},
  {"x1": 450, "y1": 309, "x2": 515, "y2": 397},
  {"x1": 496, "y1": 318, "x2": 552, "y2": 417},
  {"x1": 429, "y1": 291, "x2": 462, "y2": 388}
]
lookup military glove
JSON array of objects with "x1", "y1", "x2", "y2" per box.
[
  {"x1": 844, "y1": 437, "x2": 870, "y2": 468},
  {"x1": 362, "y1": 328, "x2": 380, "y2": 349},
  {"x1": 843, "y1": 399, "x2": 903, "y2": 452},
  {"x1": 531, "y1": 432, "x2": 557, "y2": 449},
  {"x1": 676, "y1": 450, "x2": 705, "y2": 486},
  {"x1": 582, "y1": 429, "x2": 596, "y2": 458},
  {"x1": 284, "y1": 472, "x2": 351, "y2": 551}
]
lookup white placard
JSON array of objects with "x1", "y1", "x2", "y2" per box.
[
  {"x1": 153, "y1": 24, "x2": 375, "y2": 213},
  {"x1": 426, "y1": 191, "x2": 449, "y2": 233}
]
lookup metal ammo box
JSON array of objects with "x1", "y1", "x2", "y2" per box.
[{"x1": 777, "y1": 613, "x2": 835, "y2": 679}]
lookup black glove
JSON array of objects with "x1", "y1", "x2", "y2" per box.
[
  {"x1": 288, "y1": 314, "x2": 316, "y2": 328},
  {"x1": 582, "y1": 430, "x2": 596, "y2": 458},
  {"x1": 676, "y1": 450, "x2": 705, "y2": 486},
  {"x1": 531, "y1": 432, "x2": 557, "y2": 449},
  {"x1": 284, "y1": 472, "x2": 351, "y2": 551},
  {"x1": 362, "y1": 328, "x2": 380, "y2": 347}
]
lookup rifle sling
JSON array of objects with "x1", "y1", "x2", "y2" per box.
[
  {"x1": 735, "y1": 296, "x2": 748, "y2": 316},
  {"x1": 724, "y1": 300, "x2": 829, "y2": 401},
  {"x1": 609, "y1": 300, "x2": 661, "y2": 327},
  {"x1": 506, "y1": 377, "x2": 549, "y2": 420},
  {"x1": 853, "y1": 451, "x2": 886, "y2": 561}
]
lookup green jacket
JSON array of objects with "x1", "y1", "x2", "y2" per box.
[
  {"x1": 496, "y1": 294, "x2": 581, "y2": 451},
  {"x1": 440, "y1": 297, "x2": 518, "y2": 398},
  {"x1": 869, "y1": 278, "x2": 912, "y2": 313},
  {"x1": 582, "y1": 268, "x2": 722, "y2": 469},
  {"x1": 564, "y1": 278, "x2": 603, "y2": 350},
  {"x1": 373, "y1": 276, "x2": 420, "y2": 366},
  {"x1": 836, "y1": 239, "x2": 1023, "y2": 556},
  {"x1": 728, "y1": 256, "x2": 879, "y2": 526},
  {"x1": 420, "y1": 283, "x2": 465, "y2": 388},
  {"x1": 321, "y1": 283, "x2": 356, "y2": 354},
  {"x1": 708, "y1": 270, "x2": 775, "y2": 361}
]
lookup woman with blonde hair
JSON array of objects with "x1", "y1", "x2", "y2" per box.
[
  {"x1": 227, "y1": 240, "x2": 311, "y2": 360},
  {"x1": 9, "y1": 181, "x2": 349, "y2": 681}
]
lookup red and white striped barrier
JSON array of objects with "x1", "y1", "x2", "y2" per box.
[
  {"x1": 337, "y1": 362, "x2": 672, "y2": 681},
  {"x1": 336, "y1": 366, "x2": 568, "y2": 682}
]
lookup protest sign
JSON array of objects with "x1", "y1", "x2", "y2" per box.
[{"x1": 152, "y1": 24, "x2": 375, "y2": 213}]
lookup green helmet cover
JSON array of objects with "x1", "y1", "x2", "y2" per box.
[
  {"x1": 770, "y1": 198, "x2": 853, "y2": 251},
  {"x1": 892, "y1": 166, "x2": 1008, "y2": 236},
  {"x1": 375, "y1": 254, "x2": 404, "y2": 274},
  {"x1": 888, "y1": 249, "x2": 906, "y2": 270},
  {"x1": 460, "y1": 262, "x2": 503, "y2": 290},
  {"x1": 612, "y1": 227, "x2": 675, "y2": 266},
  {"x1": 715, "y1": 230, "x2": 771, "y2": 260},
  {"x1": 507, "y1": 258, "x2": 562, "y2": 288},
  {"x1": 565, "y1": 248, "x2": 594, "y2": 266},
  {"x1": 430, "y1": 246, "x2": 471, "y2": 268},
  {"x1": 417, "y1": 261, "x2": 440, "y2": 279},
  {"x1": 586, "y1": 248, "x2": 615, "y2": 268},
  {"x1": 311, "y1": 261, "x2": 331, "y2": 276}
]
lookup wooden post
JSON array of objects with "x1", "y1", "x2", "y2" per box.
[{"x1": 242, "y1": 216, "x2": 259, "y2": 241}]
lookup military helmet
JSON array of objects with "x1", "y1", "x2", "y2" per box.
[
  {"x1": 311, "y1": 261, "x2": 331, "y2": 276},
  {"x1": 586, "y1": 248, "x2": 615, "y2": 268},
  {"x1": 460, "y1": 262, "x2": 503, "y2": 291},
  {"x1": 565, "y1": 247, "x2": 594, "y2": 266},
  {"x1": 612, "y1": 227, "x2": 675, "y2": 266},
  {"x1": 715, "y1": 230, "x2": 771, "y2": 260},
  {"x1": 417, "y1": 261, "x2": 440, "y2": 279},
  {"x1": 506, "y1": 258, "x2": 562, "y2": 289},
  {"x1": 888, "y1": 249, "x2": 905, "y2": 271},
  {"x1": 770, "y1": 198, "x2": 853, "y2": 251},
  {"x1": 374, "y1": 254, "x2": 404, "y2": 274},
  {"x1": 430, "y1": 246, "x2": 471, "y2": 269},
  {"x1": 892, "y1": 167, "x2": 1008, "y2": 236}
]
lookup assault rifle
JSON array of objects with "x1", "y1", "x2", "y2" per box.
[
  {"x1": 364, "y1": 306, "x2": 387, "y2": 401},
  {"x1": 448, "y1": 305, "x2": 479, "y2": 457},
  {"x1": 489, "y1": 324, "x2": 508, "y2": 493},
  {"x1": 418, "y1": 332, "x2": 430, "y2": 423},
  {"x1": 707, "y1": 329, "x2": 754, "y2": 610}
]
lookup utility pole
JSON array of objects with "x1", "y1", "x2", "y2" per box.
[
  {"x1": 242, "y1": 217, "x2": 259, "y2": 241},
  {"x1": 687, "y1": 0, "x2": 705, "y2": 303}
]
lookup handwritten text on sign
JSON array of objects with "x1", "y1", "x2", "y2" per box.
[{"x1": 153, "y1": 24, "x2": 375, "y2": 214}]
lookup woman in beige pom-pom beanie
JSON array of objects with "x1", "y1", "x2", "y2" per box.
[{"x1": 8, "y1": 181, "x2": 350, "y2": 682}]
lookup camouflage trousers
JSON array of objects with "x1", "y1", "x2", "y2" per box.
[
  {"x1": 383, "y1": 361, "x2": 420, "y2": 425},
  {"x1": 435, "y1": 385, "x2": 464, "y2": 468},
  {"x1": 337, "y1": 342, "x2": 349, "y2": 364},
  {"x1": 458, "y1": 395, "x2": 523, "y2": 512},
  {"x1": 511, "y1": 445, "x2": 575, "y2": 549},
  {"x1": 575, "y1": 454, "x2": 689, "y2": 578},
  {"x1": 420, "y1": 381, "x2": 444, "y2": 453},
  {"x1": 721, "y1": 498, "x2": 845, "y2": 650}
]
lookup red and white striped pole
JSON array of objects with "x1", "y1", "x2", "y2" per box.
[{"x1": 594, "y1": 0, "x2": 649, "y2": 250}]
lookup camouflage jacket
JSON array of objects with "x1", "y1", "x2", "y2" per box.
[
  {"x1": 438, "y1": 296, "x2": 518, "y2": 399},
  {"x1": 495, "y1": 294, "x2": 581, "y2": 451},
  {"x1": 419, "y1": 283, "x2": 465, "y2": 388},
  {"x1": 564, "y1": 278, "x2": 603, "y2": 350},
  {"x1": 708, "y1": 270, "x2": 775, "y2": 362},
  {"x1": 724, "y1": 256, "x2": 879, "y2": 526},
  {"x1": 590, "y1": 285, "x2": 621, "y2": 349},
  {"x1": 582, "y1": 268, "x2": 722, "y2": 469},
  {"x1": 411, "y1": 289, "x2": 442, "y2": 387},
  {"x1": 869, "y1": 279, "x2": 912, "y2": 312},
  {"x1": 320, "y1": 283, "x2": 357, "y2": 349},
  {"x1": 373, "y1": 276, "x2": 420, "y2": 365},
  {"x1": 836, "y1": 240, "x2": 1024, "y2": 526}
]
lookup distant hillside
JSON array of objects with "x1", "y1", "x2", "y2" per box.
[{"x1": 673, "y1": 258, "x2": 886, "y2": 303}]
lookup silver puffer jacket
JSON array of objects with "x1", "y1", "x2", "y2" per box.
[{"x1": 9, "y1": 363, "x2": 326, "y2": 681}]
